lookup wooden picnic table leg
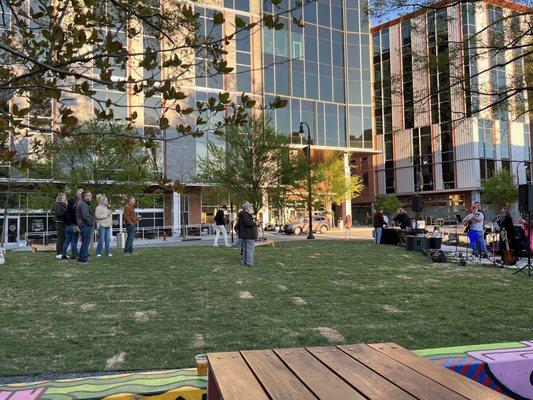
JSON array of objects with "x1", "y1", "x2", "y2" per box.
[{"x1": 207, "y1": 364, "x2": 222, "y2": 400}]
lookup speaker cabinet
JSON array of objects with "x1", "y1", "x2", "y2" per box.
[
  {"x1": 519, "y1": 184, "x2": 533, "y2": 213},
  {"x1": 411, "y1": 195, "x2": 423, "y2": 212}
]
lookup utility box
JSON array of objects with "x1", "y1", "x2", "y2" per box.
[{"x1": 116, "y1": 232, "x2": 126, "y2": 249}]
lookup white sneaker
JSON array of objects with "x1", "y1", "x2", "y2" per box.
[
  {"x1": 213, "y1": 244, "x2": 219, "y2": 247},
  {"x1": 107, "y1": 254, "x2": 113, "y2": 257},
  {"x1": 225, "y1": 244, "x2": 231, "y2": 247},
  {"x1": 96, "y1": 254, "x2": 102, "y2": 257},
  {"x1": 55, "y1": 254, "x2": 62, "y2": 259}
]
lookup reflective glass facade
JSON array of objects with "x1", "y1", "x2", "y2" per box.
[{"x1": 263, "y1": 0, "x2": 373, "y2": 149}]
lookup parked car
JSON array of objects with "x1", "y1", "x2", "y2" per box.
[{"x1": 283, "y1": 215, "x2": 332, "y2": 235}]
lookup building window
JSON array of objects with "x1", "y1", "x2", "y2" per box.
[
  {"x1": 480, "y1": 159, "x2": 495, "y2": 181},
  {"x1": 195, "y1": 7, "x2": 224, "y2": 89},
  {"x1": 384, "y1": 132, "x2": 394, "y2": 193},
  {"x1": 478, "y1": 119, "x2": 495, "y2": 159},
  {"x1": 412, "y1": 126, "x2": 434, "y2": 191},
  {"x1": 236, "y1": 15, "x2": 252, "y2": 93},
  {"x1": 401, "y1": 21, "x2": 414, "y2": 129},
  {"x1": 224, "y1": 0, "x2": 249, "y2": 12},
  {"x1": 441, "y1": 122, "x2": 455, "y2": 189}
]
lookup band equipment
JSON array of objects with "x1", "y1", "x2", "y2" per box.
[
  {"x1": 500, "y1": 228, "x2": 517, "y2": 266},
  {"x1": 411, "y1": 195, "x2": 423, "y2": 212}
]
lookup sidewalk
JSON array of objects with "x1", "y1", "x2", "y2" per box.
[{"x1": 8, "y1": 228, "x2": 376, "y2": 252}]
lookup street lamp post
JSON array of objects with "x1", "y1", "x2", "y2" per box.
[
  {"x1": 299, "y1": 122, "x2": 315, "y2": 240},
  {"x1": 516, "y1": 160, "x2": 528, "y2": 185}
]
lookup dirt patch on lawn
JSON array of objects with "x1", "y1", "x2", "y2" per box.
[
  {"x1": 292, "y1": 297, "x2": 307, "y2": 305},
  {"x1": 395, "y1": 275, "x2": 412, "y2": 280},
  {"x1": 191, "y1": 333, "x2": 205, "y2": 348},
  {"x1": 105, "y1": 352, "x2": 126, "y2": 370},
  {"x1": 134, "y1": 310, "x2": 157, "y2": 322},
  {"x1": 382, "y1": 304, "x2": 404, "y2": 313},
  {"x1": 278, "y1": 285, "x2": 287, "y2": 290},
  {"x1": 314, "y1": 327, "x2": 345, "y2": 343},
  {"x1": 239, "y1": 291, "x2": 253, "y2": 299},
  {"x1": 81, "y1": 303, "x2": 95, "y2": 311}
]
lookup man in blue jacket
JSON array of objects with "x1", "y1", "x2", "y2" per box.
[{"x1": 75, "y1": 191, "x2": 93, "y2": 263}]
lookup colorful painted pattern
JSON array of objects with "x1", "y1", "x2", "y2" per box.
[
  {"x1": 1, "y1": 342, "x2": 531, "y2": 400},
  {"x1": 0, "y1": 369, "x2": 207, "y2": 400},
  {"x1": 417, "y1": 340, "x2": 533, "y2": 399}
]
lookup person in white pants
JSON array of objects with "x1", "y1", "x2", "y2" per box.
[{"x1": 213, "y1": 205, "x2": 230, "y2": 247}]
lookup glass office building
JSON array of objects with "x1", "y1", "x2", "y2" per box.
[{"x1": 371, "y1": 0, "x2": 531, "y2": 221}]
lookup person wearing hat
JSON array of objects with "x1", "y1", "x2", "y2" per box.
[{"x1": 235, "y1": 202, "x2": 259, "y2": 267}]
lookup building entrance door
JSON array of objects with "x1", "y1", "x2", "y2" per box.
[{"x1": 0, "y1": 216, "x2": 20, "y2": 243}]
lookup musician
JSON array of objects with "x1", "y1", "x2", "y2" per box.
[
  {"x1": 463, "y1": 203, "x2": 487, "y2": 257},
  {"x1": 495, "y1": 207, "x2": 518, "y2": 255},
  {"x1": 393, "y1": 208, "x2": 411, "y2": 245}
]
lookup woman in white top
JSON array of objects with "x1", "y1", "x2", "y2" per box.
[{"x1": 95, "y1": 195, "x2": 113, "y2": 257}]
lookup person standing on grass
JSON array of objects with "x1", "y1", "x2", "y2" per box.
[
  {"x1": 52, "y1": 193, "x2": 68, "y2": 259},
  {"x1": 123, "y1": 197, "x2": 138, "y2": 255},
  {"x1": 95, "y1": 195, "x2": 113, "y2": 257},
  {"x1": 344, "y1": 214, "x2": 352, "y2": 238},
  {"x1": 75, "y1": 191, "x2": 93, "y2": 263},
  {"x1": 373, "y1": 208, "x2": 385, "y2": 244},
  {"x1": 236, "y1": 202, "x2": 258, "y2": 267},
  {"x1": 63, "y1": 187, "x2": 83, "y2": 259},
  {"x1": 213, "y1": 205, "x2": 230, "y2": 247}
]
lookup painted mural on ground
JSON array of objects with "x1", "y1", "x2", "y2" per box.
[
  {"x1": 1, "y1": 341, "x2": 531, "y2": 400},
  {"x1": 416, "y1": 340, "x2": 533, "y2": 399},
  {"x1": 0, "y1": 369, "x2": 207, "y2": 400}
]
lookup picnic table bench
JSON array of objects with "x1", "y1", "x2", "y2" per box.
[{"x1": 207, "y1": 343, "x2": 509, "y2": 399}]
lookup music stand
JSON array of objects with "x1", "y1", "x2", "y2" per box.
[{"x1": 513, "y1": 211, "x2": 532, "y2": 276}]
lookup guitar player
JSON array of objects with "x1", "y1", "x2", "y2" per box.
[{"x1": 463, "y1": 202, "x2": 488, "y2": 258}]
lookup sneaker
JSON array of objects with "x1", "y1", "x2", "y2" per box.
[
  {"x1": 213, "y1": 244, "x2": 219, "y2": 247},
  {"x1": 225, "y1": 244, "x2": 231, "y2": 248},
  {"x1": 55, "y1": 254, "x2": 62, "y2": 259},
  {"x1": 96, "y1": 254, "x2": 102, "y2": 257},
  {"x1": 61, "y1": 255, "x2": 69, "y2": 259},
  {"x1": 107, "y1": 254, "x2": 113, "y2": 257}
]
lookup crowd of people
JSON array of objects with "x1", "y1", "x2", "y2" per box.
[{"x1": 51, "y1": 188, "x2": 139, "y2": 263}]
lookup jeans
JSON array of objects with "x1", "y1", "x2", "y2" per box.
[
  {"x1": 468, "y1": 230, "x2": 486, "y2": 256},
  {"x1": 62, "y1": 224, "x2": 79, "y2": 258},
  {"x1": 96, "y1": 226, "x2": 111, "y2": 256},
  {"x1": 125, "y1": 224, "x2": 136, "y2": 253},
  {"x1": 374, "y1": 227, "x2": 383, "y2": 244},
  {"x1": 55, "y1": 222, "x2": 66, "y2": 255},
  {"x1": 78, "y1": 225, "x2": 92, "y2": 262},
  {"x1": 241, "y1": 239, "x2": 255, "y2": 266},
  {"x1": 214, "y1": 224, "x2": 229, "y2": 246}
]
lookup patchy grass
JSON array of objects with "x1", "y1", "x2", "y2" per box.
[{"x1": 0, "y1": 240, "x2": 532, "y2": 376}]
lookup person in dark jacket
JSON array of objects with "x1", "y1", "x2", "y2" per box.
[
  {"x1": 393, "y1": 208, "x2": 412, "y2": 245},
  {"x1": 213, "y1": 205, "x2": 230, "y2": 247},
  {"x1": 496, "y1": 207, "x2": 518, "y2": 255},
  {"x1": 75, "y1": 191, "x2": 93, "y2": 263},
  {"x1": 63, "y1": 187, "x2": 83, "y2": 259},
  {"x1": 236, "y1": 202, "x2": 258, "y2": 267},
  {"x1": 52, "y1": 193, "x2": 68, "y2": 259},
  {"x1": 373, "y1": 208, "x2": 385, "y2": 245}
]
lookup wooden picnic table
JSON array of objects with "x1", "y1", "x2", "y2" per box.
[{"x1": 207, "y1": 343, "x2": 509, "y2": 399}]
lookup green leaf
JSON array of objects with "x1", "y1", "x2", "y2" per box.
[{"x1": 213, "y1": 12, "x2": 224, "y2": 25}]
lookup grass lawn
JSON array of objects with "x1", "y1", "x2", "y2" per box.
[{"x1": 1, "y1": 240, "x2": 532, "y2": 376}]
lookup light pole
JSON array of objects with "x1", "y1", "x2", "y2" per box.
[
  {"x1": 516, "y1": 160, "x2": 529, "y2": 185},
  {"x1": 299, "y1": 122, "x2": 315, "y2": 240}
]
